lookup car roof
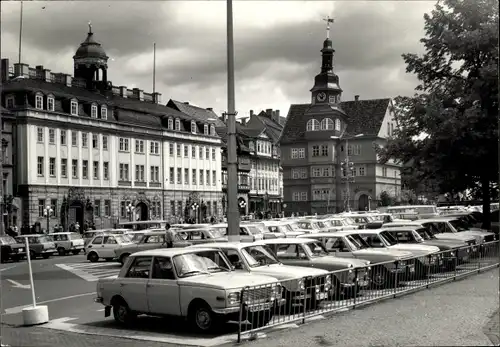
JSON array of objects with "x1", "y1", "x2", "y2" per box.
[
  {"x1": 133, "y1": 247, "x2": 217, "y2": 257},
  {"x1": 48, "y1": 232, "x2": 76, "y2": 235},
  {"x1": 297, "y1": 233, "x2": 345, "y2": 238},
  {"x1": 384, "y1": 221, "x2": 423, "y2": 226},
  {"x1": 418, "y1": 218, "x2": 455, "y2": 223},
  {"x1": 189, "y1": 242, "x2": 245, "y2": 249},
  {"x1": 18, "y1": 234, "x2": 47, "y2": 237},
  {"x1": 254, "y1": 238, "x2": 319, "y2": 245},
  {"x1": 382, "y1": 226, "x2": 421, "y2": 231}
]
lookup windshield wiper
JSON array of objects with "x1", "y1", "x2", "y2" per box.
[
  {"x1": 181, "y1": 270, "x2": 211, "y2": 276},
  {"x1": 207, "y1": 266, "x2": 227, "y2": 272}
]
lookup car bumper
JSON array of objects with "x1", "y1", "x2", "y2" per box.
[{"x1": 213, "y1": 299, "x2": 286, "y2": 314}]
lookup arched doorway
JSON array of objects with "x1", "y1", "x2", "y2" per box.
[
  {"x1": 136, "y1": 202, "x2": 149, "y2": 221},
  {"x1": 69, "y1": 201, "x2": 84, "y2": 229},
  {"x1": 358, "y1": 194, "x2": 369, "y2": 211}
]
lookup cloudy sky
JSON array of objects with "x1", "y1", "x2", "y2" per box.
[{"x1": 1, "y1": 1, "x2": 435, "y2": 119}]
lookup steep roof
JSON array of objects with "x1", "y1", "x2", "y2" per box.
[
  {"x1": 280, "y1": 99, "x2": 390, "y2": 144},
  {"x1": 168, "y1": 100, "x2": 226, "y2": 127}
]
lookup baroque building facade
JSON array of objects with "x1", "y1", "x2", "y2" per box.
[{"x1": 0, "y1": 27, "x2": 223, "y2": 231}]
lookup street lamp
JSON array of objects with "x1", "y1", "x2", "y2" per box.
[
  {"x1": 126, "y1": 203, "x2": 134, "y2": 221},
  {"x1": 43, "y1": 205, "x2": 53, "y2": 233},
  {"x1": 331, "y1": 133, "x2": 364, "y2": 212}
]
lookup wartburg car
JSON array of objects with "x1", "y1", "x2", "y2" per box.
[{"x1": 95, "y1": 248, "x2": 283, "y2": 332}]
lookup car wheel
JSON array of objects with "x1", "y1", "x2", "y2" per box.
[
  {"x1": 120, "y1": 254, "x2": 130, "y2": 265},
  {"x1": 371, "y1": 266, "x2": 390, "y2": 289},
  {"x1": 88, "y1": 252, "x2": 99, "y2": 263},
  {"x1": 57, "y1": 247, "x2": 66, "y2": 256},
  {"x1": 189, "y1": 302, "x2": 219, "y2": 333},
  {"x1": 112, "y1": 299, "x2": 136, "y2": 326},
  {"x1": 42, "y1": 254, "x2": 50, "y2": 259}
]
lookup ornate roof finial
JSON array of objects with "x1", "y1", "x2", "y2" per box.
[
  {"x1": 323, "y1": 16, "x2": 334, "y2": 39},
  {"x1": 88, "y1": 21, "x2": 92, "y2": 34}
]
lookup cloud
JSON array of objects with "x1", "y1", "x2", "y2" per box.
[{"x1": 1, "y1": 1, "x2": 435, "y2": 119}]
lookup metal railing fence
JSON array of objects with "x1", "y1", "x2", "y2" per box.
[{"x1": 236, "y1": 240, "x2": 499, "y2": 342}]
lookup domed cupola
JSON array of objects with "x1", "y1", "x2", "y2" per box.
[{"x1": 73, "y1": 22, "x2": 109, "y2": 90}]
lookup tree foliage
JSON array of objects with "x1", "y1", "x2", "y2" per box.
[{"x1": 376, "y1": 0, "x2": 499, "y2": 227}]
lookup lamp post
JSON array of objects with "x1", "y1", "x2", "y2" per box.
[
  {"x1": 43, "y1": 205, "x2": 53, "y2": 234},
  {"x1": 191, "y1": 202, "x2": 199, "y2": 223},
  {"x1": 331, "y1": 133, "x2": 364, "y2": 212},
  {"x1": 126, "y1": 203, "x2": 134, "y2": 221}
]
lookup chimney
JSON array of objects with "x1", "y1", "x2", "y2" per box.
[
  {"x1": 266, "y1": 108, "x2": 272, "y2": 117},
  {"x1": 1, "y1": 59, "x2": 9, "y2": 83},
  {"x1": 152, "y1": 92, "x2": 162, "y2": 104},
  {"x1": 14, "y1": 63, "x2": 29, "y2": 77},
  {"x1": 206, "y1": 107, "x2": 213, "y2": 111},
  {"x1": 132, "y1": 88, "x2": 144, "y2": 101},
  {"x1": 250, "y1": 110, "x2": 254, "y2": 116},
  {"x1": 272, "y1": 110, "x2": 281, "y2": 124},
  {"x1": 43, "y1": 69, "x2": 52, "y2": 82},
  {"x1": 64, "y1": 74, "x2": 72, "y2": 87},
  {"x1": 119, "y1": 86, "x2": 127, "y2": 98},
  {"x1": 355, "y1": 95, "x2": 360, "y2": 101}
]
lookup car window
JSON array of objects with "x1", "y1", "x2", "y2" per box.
[
  {"x1": 223, "y1": 249, "x2": 244, "y2": 269},
  {"x1": 152, "y1": 257, "x2": 175, "y2": 280},
  {"x1": 103, "y1": 236, "x2": 117, "y2": 244},
  {"x1": 394, "y1": 231, "x2": 412, "y2": 243},
  {"x1": 325, "y1": 237, "x2": 347, "y2": 251},
  {"x1": 268, "y1": 226, "x2": 279, "y2": 233},
  {"x1": 360, "y1": 234, "x2": 384, "y2": 248},
  {"x1": 69, "y1": 234, "x2": 83, "y2": 240},
  {"x1": 126, "y1": 256, "x2": 152, "y2": 278},
  {"x1": 239, "y1": 227, "x2": 249, "y2": 236},
  {"x1": 275, "y1": 244, "x2": 301, "y2": 259},
  {"x1": 29, "y1": 237, "x2": 39, "y2": 244},
  {"x1": 60, "y1": 234, "x2": 68, "y2": 241},
  {"x1": 92, "y1": 236, "x2": 103, "y2": 245},
  {"x1": 297, "y1": 222, "x2": 312, "y2": 229},
  {"x1": 145, "y1": 235, "x2": 164, "y2": 243}
]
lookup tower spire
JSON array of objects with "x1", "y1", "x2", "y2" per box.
[
  {"x1": 88, "y1": 21, "x2": 92, "y2": 34},
  {"x1": 323, "y1": 16, "x2": 334, "y2": 39}
]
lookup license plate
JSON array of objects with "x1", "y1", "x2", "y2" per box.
[
  {"x1": 248, "y1": 302, "x2": 271, "y2": 312},
  {"x1": 316, "y1": 292, "x2": 328, "y2": 300}
]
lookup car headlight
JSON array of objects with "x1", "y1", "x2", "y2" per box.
[
  {"x1": 227, "y1": 292, "x2": 240, "y2": 305},
  {"x1": 449, "y1": 251, "x2": 455, "y2": 257},
  {"x1": 298, "y1": 278, "x2": 305, "y2": 291},
  {"x1": 398, "y1": 260, "x2": 407, "y2": 267}
]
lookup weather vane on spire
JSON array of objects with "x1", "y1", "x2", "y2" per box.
[
  {"x1": 88, "y1": 21, "x2": 92, "y2": 34},
  {"x1": 323, "y1": 16, "x2": 334, "y2": 39}
]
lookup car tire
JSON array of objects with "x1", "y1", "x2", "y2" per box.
[
  {"x1": 88, "y1": 252, "x2": 99, "y2": 263},
  {"x1": 370, "y1": 266, "x2": 391, "y2": 289},
  {"x1": 188, "y1": 302, "x2": 219, "y2": 333},
  {"x1": 42, "y1": 254, "x2": 50, "y2": 259},
  {"x1": 57, "y1": 247, "x2": 67, "y2": 256},
  {"x1": 112, "y1": 299, "x2": 136, "y2": 326}
]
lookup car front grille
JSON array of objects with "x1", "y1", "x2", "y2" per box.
[
  {"x1": 306, "y1": 276, "x2": 328, "y2": 291},
  {"x1": 242, "y1": 286, "x2": 274, "y2": 303}
]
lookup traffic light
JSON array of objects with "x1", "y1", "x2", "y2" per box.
[{"x1": 341, "y1": 161, "x2": 346, "y2": 176}]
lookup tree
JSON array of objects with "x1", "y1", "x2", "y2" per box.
[
  {"x1": 376, "y1": 0, "x2": 498, "y2": 228},
  {"x1": 379, "y1": 191, "x2": 394, "y2": 207}
]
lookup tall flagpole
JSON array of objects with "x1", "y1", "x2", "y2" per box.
[
  {"x1": 18, "y1": 0, "x2": 24, "y2": 65},
  {"x1": 153, "y1": 42, "x2": 156, "y2": 94}
]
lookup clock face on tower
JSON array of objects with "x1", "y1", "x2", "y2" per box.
[{"x1": 316, "y1": 92, "x2": 327, "y2": 102}]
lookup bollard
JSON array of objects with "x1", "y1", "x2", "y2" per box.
[{"x1": 21, "y1": 236, "x2": 49, "y2": 326}]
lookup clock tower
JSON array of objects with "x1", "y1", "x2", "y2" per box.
[{"x1": 310, "y1": 19, "x2": 342, "y2": 105}]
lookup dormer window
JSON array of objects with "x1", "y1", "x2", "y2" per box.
[
  {"x1": 101, "y1": 105, "x2": 108, "y2": 120},
  {"x1": 6, "y1": 96, "x2": 15, "y2": 109},
  {"x1": 35, "y1": 94, "x2": 44, "y2": 110},
  {"x1": 204, "y1": 124, "x2": 208, "y2": 135},
  {"x1": 47, "y1": 95, "x2": 55, "y2": 112},
  {"x1": 306, "y1": 119, "x2": 320, "y2": 131},
  {"x1": 334, "y1": 118, "x2": 341, "y2": 131},
  {"x1": 191, "y1": 121, "x2": 197, "y2": 134},
  {"x1": 168, "y1": 117, "x2": 173, "y2": 130},
  {"x1": 210, "y1": 124, "x2": 216, "y2": 136},
  {"x1": 91, "y1": 104, "x2": 98, "y2": 118},
  {"x1": 321, "y1": 118, "x2": 334, "y2": 130},
  {"x1": 175, "y1": 118, "x2": 181, "y2": 131},
  {"x1": 70, "y1": 100, "x2": 78, "y2": 116}
]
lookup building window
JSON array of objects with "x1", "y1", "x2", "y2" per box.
[
  {"x1": 47, "y1": 96, "x2": 55, "y2": 111},
  {"x1": 204, "y1": 124, "x2": 208, "y2": 135},
  {"x1": 135, "y1": 165, "x2": 145, "y2": 181},
  {"x1": 61, "y1": 158, "x2": 67, "y2": 177},
  {"x1": 150, "y1": 141, "x2": 160, "y2": 155},
  {"x1": 335, "y1": 118, "x2": 341, "y2": 131},
  {"x1": 103, "y1": 162, "x2": 109, "y2": 180},
  {"x1": 72, "y1": 160, "x2": 78, "y2": 178},
  {"x1": 104, "y1": 200, "x2": 111, "y2": 216},
  {"x1": 49, "y1": 157, "x2": 56, "y2": 176},
  {"x1": 168, "y1": 118, "x2": 173, "y2": 130},
  {"x1": 94, "y1": 200, "x2": 101, "y2": 217},
  {"x1": 150, "y1": 166, "x2": 159, "y2": 182},
  {"x1": 60, "y1": 130, "x2": 67, "y2": 145},
  {"x1": 192, "y1": 146, "x2": 196, "y2": 158},
  {"x1": 6, "y1": 96, "x2": 14, "y2": 109},
  {"x1": 312, "y1": 145, "x2": 320, "y2": 157},
  {"x1": 184, "y1": 145, "x2": 188, "y2": 158},
  {"x1": 199, "y1": 146, "x2": 203, "y2": 159},
  {"x1": 192, "y1": 169, "x2": 197, "y2": 185},
  {"x1": 321, "y1": 118, "x2": 334, "y2": 130},
  {"x1": 358, "y1": 165, "x2": 366, "y2": 176},
  {"x1": 169, "y1": 167, "x2": 174, "y2": 184},
  {"x1": 191, "y1": 121, "x2": 197, "y2": 133},
  {"x1": 50, "y1": 199, "x2": 57, "y2": 217},
  {"x1": 206, "y1": 170, "x2": 210, "y2": 185},
  {"x1": 382, "y1": 166, "x2": 388, "y2": 177},
  {"x1": 292, "y1": 192, "x2": 300, "y2": 201},
  {"x1": 177, "y1": 168, "x2": 182, "y2": 184},
  {"x1": 300, "y1": 192, "x2": 308, "y2": 201},
  {"x1": 101, "y1": 106, "x2": 108, "y2": 120},
  {"x1": 38, "y1": 199, "x2": 45, "y2": 217},
  {"x1": 199, "y1": 170, "x2": 204, "y2": 186},
  {"x1": 82, "y1": 160, "x2": 88, "y2": 179},
  {"x1": 321, "y1": 145, "x2": 328, "y2": 156},
  {"x1": 210, "y1": 125, "x2": 216, "y2": 136},
  {"x1": 35, "y1": 94, "x2": 43, "y2": 110},
  {"x1": 135, "y1": 140, "x2": 144, "y2": 153},
  {"x1": 353, "y1": 144, "x2": 361, "y2": 156},
  {"x1": 102, "y1": 136, "x2": 108, "y2": 150},
  {"x1": 119, "y1": 138, "x2": 129, "y2": 152},
  {"x1": 291, "y1": 148, "x2": 298, "y2": 159},
  {"x1": 184, "y1": 168, "x2": 189, "y2": 185},
  {"x1": 212, "y1": 170, "x2": 216, "y2": 186},
  {"x1": 329, "y1": 95, "x2": 335, "y2": 104},
  {"x1": 119, "y1": 163, "x2": 129, "y2": 181},
  {"x1": 212, "y1": 148, "x2": 216, "y2": 160},
  {"x1": 37, "y1": 156, "x2": 44, "y2": 176},
  {"x1": 92, "y1": 134, "x2": 98, "y2": 149},
  {"x1": 91, "y1": 104, "x2": 98, "y2": 118},
  {"x1": 298, "y1": 148, "x2": 305, "y2": 158},
  {"x1": 175, "y1": 118, "x2": 180, "y2": 131},
  {"x1": 205, "y1": 147, "x2": 209, "y2": 159},
  {"x1": 176, "y1": 144, "x2": 181, "y2": 157},
  {"x1": 48, "y1": 129, "x2": 55, "y2": 144},
  {"x1": 249, "y1": 142, "x2": 255, "y2": 151},
  {"x1": 81, "y1": 133, "x2": 88, "y2": 147},
  {"x1": 292, "y1": 168, "x2": 300, "y2": 179},
  {"x1": 170, "y1": 201, "x2": 175, "y2": 216},
  {"x1": 93, "y1": 161, "x2": 99, "y2": 179},
  {"x1": 72, "y1": 131, "x2": 77, "y2": 146},
  {"x1": 311, "y1": 167, "x2": 321, "y2": 177},
  {"x1": 306, "y1": 119, "x2": 320, "y2": 131},
  {"x1": 70, "y1": 100, "x2": 78, "y2": 116},
  {"x1": 37, "y1": 127, "x2": 44, "y2": 143}
]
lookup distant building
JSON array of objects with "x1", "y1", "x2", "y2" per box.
[
  {"x1": 280, "y1": 35, "x2": 402, "y2": 215},
  {"x1": 0, "y1": 26, "x2": 223, "y2": 230}
]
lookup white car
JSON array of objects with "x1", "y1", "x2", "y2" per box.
[
  {"x1": 85, "y1": 234, "x2": 134, "y2": 262},
  {"x1": 48, "y1": 232, "x2": 85, "y2": 255},
  {"x1": 419, "y1": 218, "x2": 494, "y2": 245}
]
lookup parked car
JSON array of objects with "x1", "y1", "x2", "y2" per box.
[
  {"x1": 262, "y1": 221, "x2": 305, "y2": 238},
  {"x1": 115, "y1": 231, "x2": 192, "y2": 265},
  {"x1": 419, "y1": 218, "x2": 495, "y2": 245},
  {"x1": 0, "y1": 236, "x2": 26, "y2": 262},
  {"x1": 85, "y1": 234, "x2": 134, "y2": 262},
  {"x1": 292, "y1": 220, "x2": 323, "y2": 234},
  {"x1": 259, "y1": 238, "x2": 370, "y2": 297},
  {"x1": 15, "y1": 234, "x2": 56, "y2": 259},
  {"x1": 322, "y1": 218, "x2": 359, "y2": 232},
  {"x1": 48, "y1": 232, "x2": 85, "y2": 256},
  {"x1": 298, "y1": 232, "x2": 414, "y2": 288},
  {"x1": 245, "y1": 221, "x2": 287, "y2": 239},
  {"x1": 95, "y1": 248, "x2": 284, "y2": 332},
  {"x1": 82, "y1": 229, "x2": 129, "y2": 247},
  {"x1": 210, "y1": 223, "x2": 264, "y2": 242},
  {"x1": 176, "y1": 228, "x2": 227, "y2": 244},
  {"x1": 189, "y1": 242, "x2": 332, "y2": 310}
]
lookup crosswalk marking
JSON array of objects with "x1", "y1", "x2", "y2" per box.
[{"x1": 56, "y1": 263, "x2": 121, "y2": 282}]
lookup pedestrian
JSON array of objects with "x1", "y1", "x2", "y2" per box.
[{"x1": 165, "y1": 223, "x2": 175, "y2": 248}]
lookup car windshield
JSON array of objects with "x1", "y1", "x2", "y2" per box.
[
  {"x1": 241, "y1": 245, "x2": 280, "y2": 267},
  {"x1": 173, "y1": 250, "x2": 230, "y2": 277},
  {"x1": 449, "y1": 220, "x2": 468, "y2": 232},
  {"x1": 411, "y1": 230, "x2": 425, "y2": 243},
  {"x1": 288, "y1": 223, "x2": 301, "y2": 231},
  {"x1": 69, "y1": 233, "x2": 83, "y2": 240},
  {"x1": 246, "y1": 225, "x2": 262, "y2": 235},
  {"x1": 113, "y1": 235, "x2": 131, "y2": 244},
  {"x1": 378, "y1": 231, "x2": 398, "y2": 246},
  {"x1": 415, "y1": 228, "x2": 434, "y2": 240},
  {"x1": 302, "y1": 241, "x2": 329, "y2": 257},
  {"x1": 206, "y1": 228, "x2": 226, "y2": 238},
  {"x1": 346, "y1": 234, "x2": 369, "y2": 250},
  {"x1": 0, "y1": 236, "x2": 16, "y2": 245},
  {"x1": 344, "y1": 217, "x2": 356, "y2": 225},
  {"x1": 129, "y1": 233, "x2": 145, "y2": 242},
  {"x1": 37, "y1": 236, "x2": 51, "y2": 243},
  {"x1": 250, "y1": 224, "x2": 267, "y2": 234}
]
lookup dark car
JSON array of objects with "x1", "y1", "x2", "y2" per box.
[
  {"x1": 0, "y1": 236, "x2": 26, "y2": 262},
  {"x1": 15, "y1": 234, "x2": 56, "y2": 259}
]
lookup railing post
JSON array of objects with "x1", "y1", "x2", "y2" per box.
[
  {"x1": 302, "y1": 276, "x2": 310, "y2": 324},
  {"x1": 393, "y1": 261, "x2": 398, "y2": 298},
  {"x1": 353, "y1": 268, "x2": 358, "y2": 307},
  {"x1": 237, "y1": 286, "x2": 247, "y2": 343},
  {"x1": 426, "y1": 255, "x2": 431, "y2": 289}
]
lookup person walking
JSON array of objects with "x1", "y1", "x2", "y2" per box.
[{"x1": 165, "y1": 223, "x2": 175, "y2": 248}]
